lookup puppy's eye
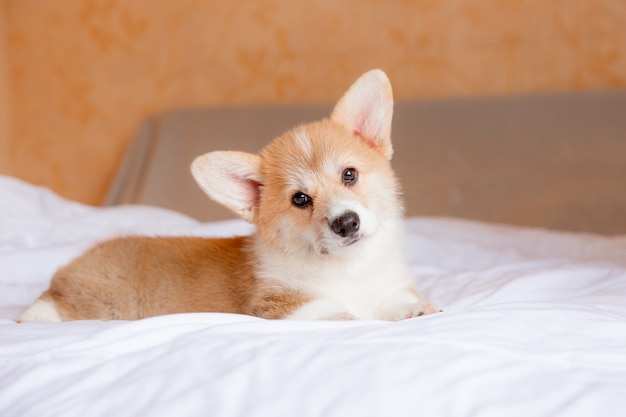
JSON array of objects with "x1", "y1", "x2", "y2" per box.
[
  {"x1": 342, "y1": 167, "x2": 358, "y2": 186},
  {"x1": 291, "y1": 192, "x2": 312, "y2": 208}
]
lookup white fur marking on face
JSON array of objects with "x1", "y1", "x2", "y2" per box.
[
  {"x1": 328, "y1": 198, "x2": 378, "y2": 236},
  {"x1": 18, "y1": 299, "x2": 62, "y2": 323},
  {"x1": 292, "y1": 130, "x2": 312, "y2": 158}
]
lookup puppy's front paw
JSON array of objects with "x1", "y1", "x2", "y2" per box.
[
  {"x1": 325, "y1": 312, "x2": 357, "y2": 321},
  {"x1": 384, "y1": 300, "x2": 440, "y2": 321},
  {"x1": 285, "y1": 299, "x2": 355, "y2": 320},
  {"x1": 403, "y1": 300, "x2": 440, "y2": 319}
]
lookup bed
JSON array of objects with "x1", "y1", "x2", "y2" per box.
[{"x1": 2, "y1": 90, "x2": 626, "y2": 416}]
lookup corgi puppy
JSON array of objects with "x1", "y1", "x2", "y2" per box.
[{"x1": 19, "y1": 69, "x2": 438, "y2": 323}]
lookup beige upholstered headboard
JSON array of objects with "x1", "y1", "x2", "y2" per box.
[{"x1": 105, "y1": 89, "x2": 626, "y2": 235}]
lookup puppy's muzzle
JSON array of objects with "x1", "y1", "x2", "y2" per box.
[{"x1": 330, "y1": 211, "x2": 360, "y2": 238}]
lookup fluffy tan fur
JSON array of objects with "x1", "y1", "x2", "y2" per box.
[{"x1": 38, "y1": 237, "x2": 252, "y2": 320}]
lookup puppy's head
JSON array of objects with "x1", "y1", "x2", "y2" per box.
[{"x1": 192, "y1": 69, "x2": 402, "y2": 256}]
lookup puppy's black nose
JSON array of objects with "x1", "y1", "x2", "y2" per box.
[{"x1": 330, "y1": 211, "x2": 360, "y2": 238}]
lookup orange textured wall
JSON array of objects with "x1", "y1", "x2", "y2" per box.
[
  {"x1": 1, "y1": 0, "x2": 625, "y2": 205},
  {"x1": 0, "y1": 0, "x2": 9, "y2": 172}
]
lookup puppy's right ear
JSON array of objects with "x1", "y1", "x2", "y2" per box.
[
  {"x1": 331, "y1": 69, "x2": 394, "y2": 160},
  {"x1": 191, "y1": 151, "x2": 262, "y2": 223}
]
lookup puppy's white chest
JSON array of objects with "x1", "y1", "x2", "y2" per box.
[{"x1": 281, "y1": 252, "x2": 415, "y2": 320}]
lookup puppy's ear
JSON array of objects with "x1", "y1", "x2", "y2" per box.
[
  {"x1": 331, "y1": 69, "x2": 394, "y2": 160},
  {"x1": 191, "y1": 151, "x2": 262, "y2": 223}
]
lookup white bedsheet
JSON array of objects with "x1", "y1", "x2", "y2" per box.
[{"x1": 1, "y1": 175, "x2": 625, "y2": 417}]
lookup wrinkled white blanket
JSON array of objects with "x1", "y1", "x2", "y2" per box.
[{"x1": 1, "y1": 175, "x2": 625, "y2": 417}]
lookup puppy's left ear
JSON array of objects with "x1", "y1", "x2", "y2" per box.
[
  {"x1": 191, "y1": 151, "x2": 262, "y2": 223},
  {"x1": 331, "y1": 69, "x2": 394, "y2": 160}
]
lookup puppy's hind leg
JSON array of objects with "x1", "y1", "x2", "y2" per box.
[{"x1": 17, "y1": 296, "x2": 63, "y2": 323}]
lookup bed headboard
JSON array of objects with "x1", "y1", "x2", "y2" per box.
[{"x1": 105, "y1": 89, "x2": 626, "y2": 235}]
